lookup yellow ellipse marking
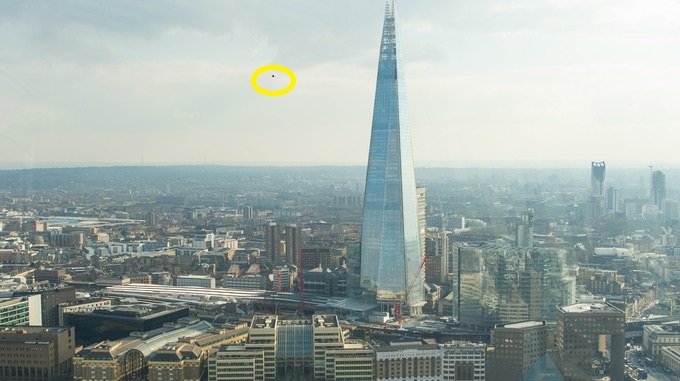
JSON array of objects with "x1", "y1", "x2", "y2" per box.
[{"x1": 251, "y1": 64, "x2": 296, "y2": 96}]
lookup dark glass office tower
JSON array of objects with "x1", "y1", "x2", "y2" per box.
[
  {"x1": 652, "y1": 170, "x2": 666, "y2": 209},
  {"x1": 360, "y1": 1, "x2": 424, "y2": 313}
]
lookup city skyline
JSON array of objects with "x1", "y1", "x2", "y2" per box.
[{"x1": 2, "y1": 1, "x2": 680, "y2": 168}]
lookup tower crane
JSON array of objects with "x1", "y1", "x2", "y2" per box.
[{"x1": 394, "y1": 254, "x2": 428, "y2": 328}]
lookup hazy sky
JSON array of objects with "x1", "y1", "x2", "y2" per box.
[{"x1": 2, "y1": 0, "x2": 680, "y2": 169}]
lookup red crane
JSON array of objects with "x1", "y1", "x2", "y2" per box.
[{"x1": 394, "y1": 254, "x2": 428, "y2": 327}]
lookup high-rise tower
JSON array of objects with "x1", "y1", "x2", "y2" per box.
[
  {"x1": 265, "y1": 223, "x2": 281, "y2": 262},
  {"x1": 589, "y1": 161, "x2": 606, "y2": 221},
  {"x1": 652, "y1": 170, "x2": 666, "y2": 209},
  {"x1": 591, "y1": 161, "x2": 606, "y2": 197},
  {"x1": 360, "y1": 1, "x2": 424, "y2": 314},
  {"x1": 284, "y1": 225, "x2": 301, "y2": 266}
]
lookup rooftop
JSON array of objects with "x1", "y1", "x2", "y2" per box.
[
  {"x1": 188, "y1": 326, "x2": 249, "y2": 346},
  {"x1": 558, "y1": 302, "x2": 623, "y2": 314},
  {"x1": 440, "y1": 341, "x2": 487, "y2": 349},
  {"x1": 0, "y1": 297, "x2": 25, "y2": 308},
  {"x1": 147, "y1": 343, "x2": 201, "y2": 363},
  {"x1": 0, "y1": 326, "x2": 69, "y2": 335},
  {"x1": 103, "y1": 284, "x2": 377, "y2": 313},
  {"x1": 374, "y1": 344, "x2": 440, "y2": 352},
  {"x1": 177, "y1": 275, "x2": 213, "y2": 279},
  {"x1": 251, "y1": 315, "x2": 277, "y2": 329},
  {"x1": 71, "y1": 304, "x2": 189, "y2": 320},
  {"x1": 501, "y1": 321, "x2": 546, "y2": 330},
  {"x1": 343, "y1": 340, "x2": 370, "y2": 350},
  {"x1": 313, "y1": 315, "x2": 338, "y2": 328},
  {"x1": 77, "y1": 321, "x2": 213, "y2": 360},
  {"x1": 663, "y1": 346, "x2": 680, "y2": 357},
  {"x1": 278, "y1": 318, "x2": 311, "y2": 326}
]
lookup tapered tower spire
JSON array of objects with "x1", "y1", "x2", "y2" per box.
[{"x1": 360, "y1": 1, "x2": 424, "y2": 314}]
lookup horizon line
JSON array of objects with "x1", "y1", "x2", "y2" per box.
[{"x1": 1, "y1": 160, "x2": 679, "y2": 171}]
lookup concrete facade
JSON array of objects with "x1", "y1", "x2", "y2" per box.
[
  {"x1": 0, "y1": 326, "x2": 75, "y2": 381},
  {"x1": 486, "y1": 321, "x2": 547, "y2": 381},
  {"x1": 643, "y1": 324, "x2": 680, "y2": 360},
  {"x1": 556, "y1": 302, "x2": 625, "y2": 381},
  {"x1": 441, "y1": 341, "x2": 486, "y2": 381},
  {"x1": 375, "y1": 343, "x2": 442, "y2": 381},
  {"x1": 208, "y1": 314, "x2": 372, "y2": 381}
]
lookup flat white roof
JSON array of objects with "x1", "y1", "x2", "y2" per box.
[
  {"x1": 177, "y1": 275, "x2": 213, "y2": 279},
  {"x1": 503, "y1": 321, "x2": 544, "y2": 329},
  {"x1": 559, "y1": 303, "x2": 620, "y2": 314}
]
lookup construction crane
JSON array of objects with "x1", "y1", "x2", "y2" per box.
[{"x1": 394, "y1": 254, "x2": 428, "y2": 328}]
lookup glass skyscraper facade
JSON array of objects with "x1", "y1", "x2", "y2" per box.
[
  {"x1": 454, "y1": 244, "x2": 576, "y2": 328},
  {"x1": 360, "y1": 1, "x2": 424, "y2": 311}
]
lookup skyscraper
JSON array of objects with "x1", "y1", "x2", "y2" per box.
[
  {"x1": 589, "y1": 161, "x2": 606, "y2": 220},
  {"x1": 284, "y1": 225, "x2": 301, "y2": 266},
  {"x1": 265, "y1": 223, "x2": 281, "y2": 262},
  {"x1": 515, "y1": 208, "x2": 534, "y2": 248},
  {"x1": 591, "y1": 161, "x2": 606, "y2": 197},
  {"x1": 652, "y1": 170, "x2": 666, "y2": 209},
  {"x1": 606, "y1": 186, "x2": 619, "y2": 212},
  {"x1": 360, "y1": 1, "x2": 424, "y2": 314}
]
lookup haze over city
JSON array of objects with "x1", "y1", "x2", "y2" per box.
[{"x1": 2, "y1": 0, "x2": 680, "y2": 169}]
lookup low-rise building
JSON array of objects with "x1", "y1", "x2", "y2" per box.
[
  {"x1": 229, "y1": 249, "x2": 256, "y2": 266},
  {"x1": 147, "y1": 343, "x2": 203, "y2": 381},
  {"x1": 313, "y1": 315, "x2": 344, "y2": 378},
  {"x1": 223, "y1": 274, "x2": 267, "y2": 290},
  {"x1": 643, "y1": 324, "x2": 680, "y2": 360},
  {"x1": 324, "y1": 340, "x2": 374, "y2": 381},
  {"x1": 151, "y1": 272, "x2": 172, "y2": 285},
  {"x1": 58, "y1": 297, "x2": 113, "y2": 326},
  {"x1": 374, "y1": 341, "x2": 442, "y2": 381},
  {"x1": 208, "y1": 315, "x2": 373, "y2": 381},
  {"x1": 303, "y1": 267, "x2": 347, "y2": 297},
  {"x1": 128, "y1": 273, "x2": 152, "y2": 284},
  {"x1": 74, "y1": 320, "x2": 214, "y2": 381},
  {"x1": 34, "y1": 269, "x2": 66, "y2": 285},
  {"x1": 555, "y1": 302, "x2": 625, "y2": 381},
  {"x1": 96, "y1": 276, "x2": 131, "y2": 287},
  {"x1": 14, "y1": 286, "x2": 76, "y2": 326},
  {"x1": 208, "y1": 345, "x2": 265, "y2": 381},
  {"x1": 0, "y1": 295, "x2": 42, "y2": 326},
  {"x1": 272, "y1": 266, "x2": 292, "y2": 292},
  {"x1": 223, "y1": 265, "x2": 267, "y2": 290},
  {"x1": 0, "y1": 326, "x2": 75, "y2": 381},
  {"x1": 661, "y1": 346, "x2": 680, "y2": 374},
  {"x1": 180, "y1": 323, "x2": 249, "y2": 359},
  {"x1": 176, "y1": 275, "x2": 215, "y2": 288},
  {"x1": 300, "y1": 248, "x2": 332, "y2": 270},
  {"x1": 486, "y1": 321, "x2": 548, "y2": 381},
  {"x1": 441, "y1": 341, "x2": 486, "y2": 381},
  {"x1": 66, "y1": 305, "x2": 191, "y2": 346}
]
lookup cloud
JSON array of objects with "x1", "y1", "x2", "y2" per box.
[
  {"x1": 0, "y1": 0, "x2": 384, "y2": 69},
  {"x1": 1, "y1": 0, "x2": 680, "y2": 166}
]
